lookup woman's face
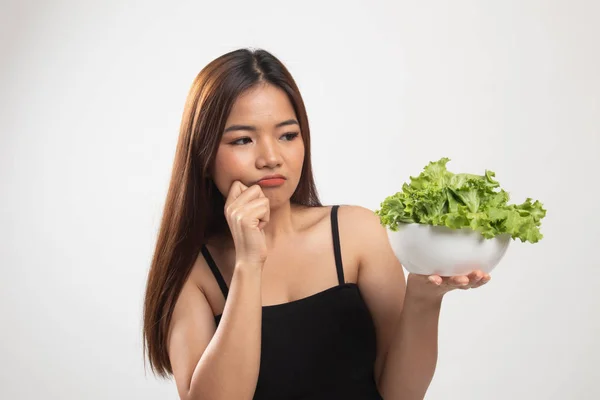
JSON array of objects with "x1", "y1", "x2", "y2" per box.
[{"x1": 212, "y1": 83, "x2": 305, "y2": 207}]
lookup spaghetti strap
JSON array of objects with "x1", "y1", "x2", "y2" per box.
[
  {"x1": 330, "y1": 205, "x2": 345, "y2": 285},
  {"x1": 200, "y1": 244, "x2": 229, "y2": 299}
]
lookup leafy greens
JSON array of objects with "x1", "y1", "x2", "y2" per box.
[{"x1": 375, "y1": 158, "x2": 546, "y2": 243}]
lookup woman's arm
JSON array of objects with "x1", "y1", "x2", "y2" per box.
[
  {"x1": 377, "y1": 279, "x2": 443, "y2": 400},
  {"x1": 168, "y1": 261, "x2": 263, "y2": 400},
  {"x1": 341, "y1": 205, "x2": 440, "y2": 400}
]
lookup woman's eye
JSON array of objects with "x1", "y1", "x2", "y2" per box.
[
  {"x1": 231, "y1": 137, "x2": 252, "y2": 145},
  {"x1": 230, "y1": 133, "x2": 298, "y2": 145},
  {"x1": 281, "y1": 132, "x2": 299, "y2": 141}
]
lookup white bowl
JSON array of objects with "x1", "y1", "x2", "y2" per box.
[{"x1": 387, "y1": 223, "x2": 511, "y2": 277}]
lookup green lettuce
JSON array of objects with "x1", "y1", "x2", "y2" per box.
[{"x1": 375, "y1": 158, "x2": 546, "y2": 243}]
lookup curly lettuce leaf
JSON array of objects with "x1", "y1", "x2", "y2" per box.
[{"x1": 375, "y1": 158, "x2": 546, "y2": 243}]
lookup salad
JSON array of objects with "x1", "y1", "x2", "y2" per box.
[{"x1": 375, "y1": 158, "x2": 546, "y2": 243}]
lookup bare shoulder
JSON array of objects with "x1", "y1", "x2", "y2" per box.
[
  {"x1": 294, "y1": 203, "x2": 381, "y2": 230},
  {"x1": 334, "y1": 204, "x2": 401, "y2": 282},
  {"x1": 300, "y1": 204, "x2": 392, "y2": 282},
  {"x1": 295, "y1": 203, "x2": 389, "y2": 253},
  {"x1": 336, "y1": 204, "x2": 383, "y2": 228},
  {"x1": 336, "y1": 204, "x2": 390, "y2": 251}
]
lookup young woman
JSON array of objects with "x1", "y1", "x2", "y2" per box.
[{"x1": 142, "y1": 48, "x2": 491, "y2": 400}]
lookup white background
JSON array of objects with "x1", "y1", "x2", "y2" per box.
[{"x1": 1, "y1": 0, "x2": 599, "y2": 399}]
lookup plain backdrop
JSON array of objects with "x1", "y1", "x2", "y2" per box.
[{"x1": 1, "y1": 0, "x2": 599, "y2": 399}]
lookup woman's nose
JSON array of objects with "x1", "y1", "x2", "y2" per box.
[{"x1": 256, "y1": 139, "x2": 282, "y2": 169}]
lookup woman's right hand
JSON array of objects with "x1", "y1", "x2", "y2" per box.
[{"x1": 224, "y1": 181, "x2": 270, "y2": 268}]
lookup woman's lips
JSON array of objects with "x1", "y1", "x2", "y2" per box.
[{"x1": 257, "y1": 178, "x2": 286, "y2": 187}]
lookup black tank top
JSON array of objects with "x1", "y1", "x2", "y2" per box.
[{"x1": 201, "y1": 205, "x2": 384, "y2": 399}]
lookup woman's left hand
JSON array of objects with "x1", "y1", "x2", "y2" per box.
[{"x1": 407, "y1": 269, "x2": 491, "y2": 301}]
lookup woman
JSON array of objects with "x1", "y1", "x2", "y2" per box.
[{"x1": 142, "y1": 48, "x2": 490, "y2": 400}]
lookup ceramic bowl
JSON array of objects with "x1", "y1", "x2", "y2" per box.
[{"x1": 387, "y1": 223, "x2": 511, "y2": 276}]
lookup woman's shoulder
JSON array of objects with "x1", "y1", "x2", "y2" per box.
[
  {"x1": 295, "y1": 203, "x2": 378, "y2": 221},
  {"x1": 335, "y1": 204, "x2": 387, "y2": 242},
  {"x1": 300, "y1": 203, "x2": 386, "y2": 247},
  {"x1": 315, "y1": 203, "x2": 382, "y2": 229}
]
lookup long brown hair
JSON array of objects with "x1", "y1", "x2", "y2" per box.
[{"x1": 142, "y1": 48, "x2": 321, "y2": 379}]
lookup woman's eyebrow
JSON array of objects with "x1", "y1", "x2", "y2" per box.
[{"x1": 223, "y1": 119, "x2": 299, "y2": 134}]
